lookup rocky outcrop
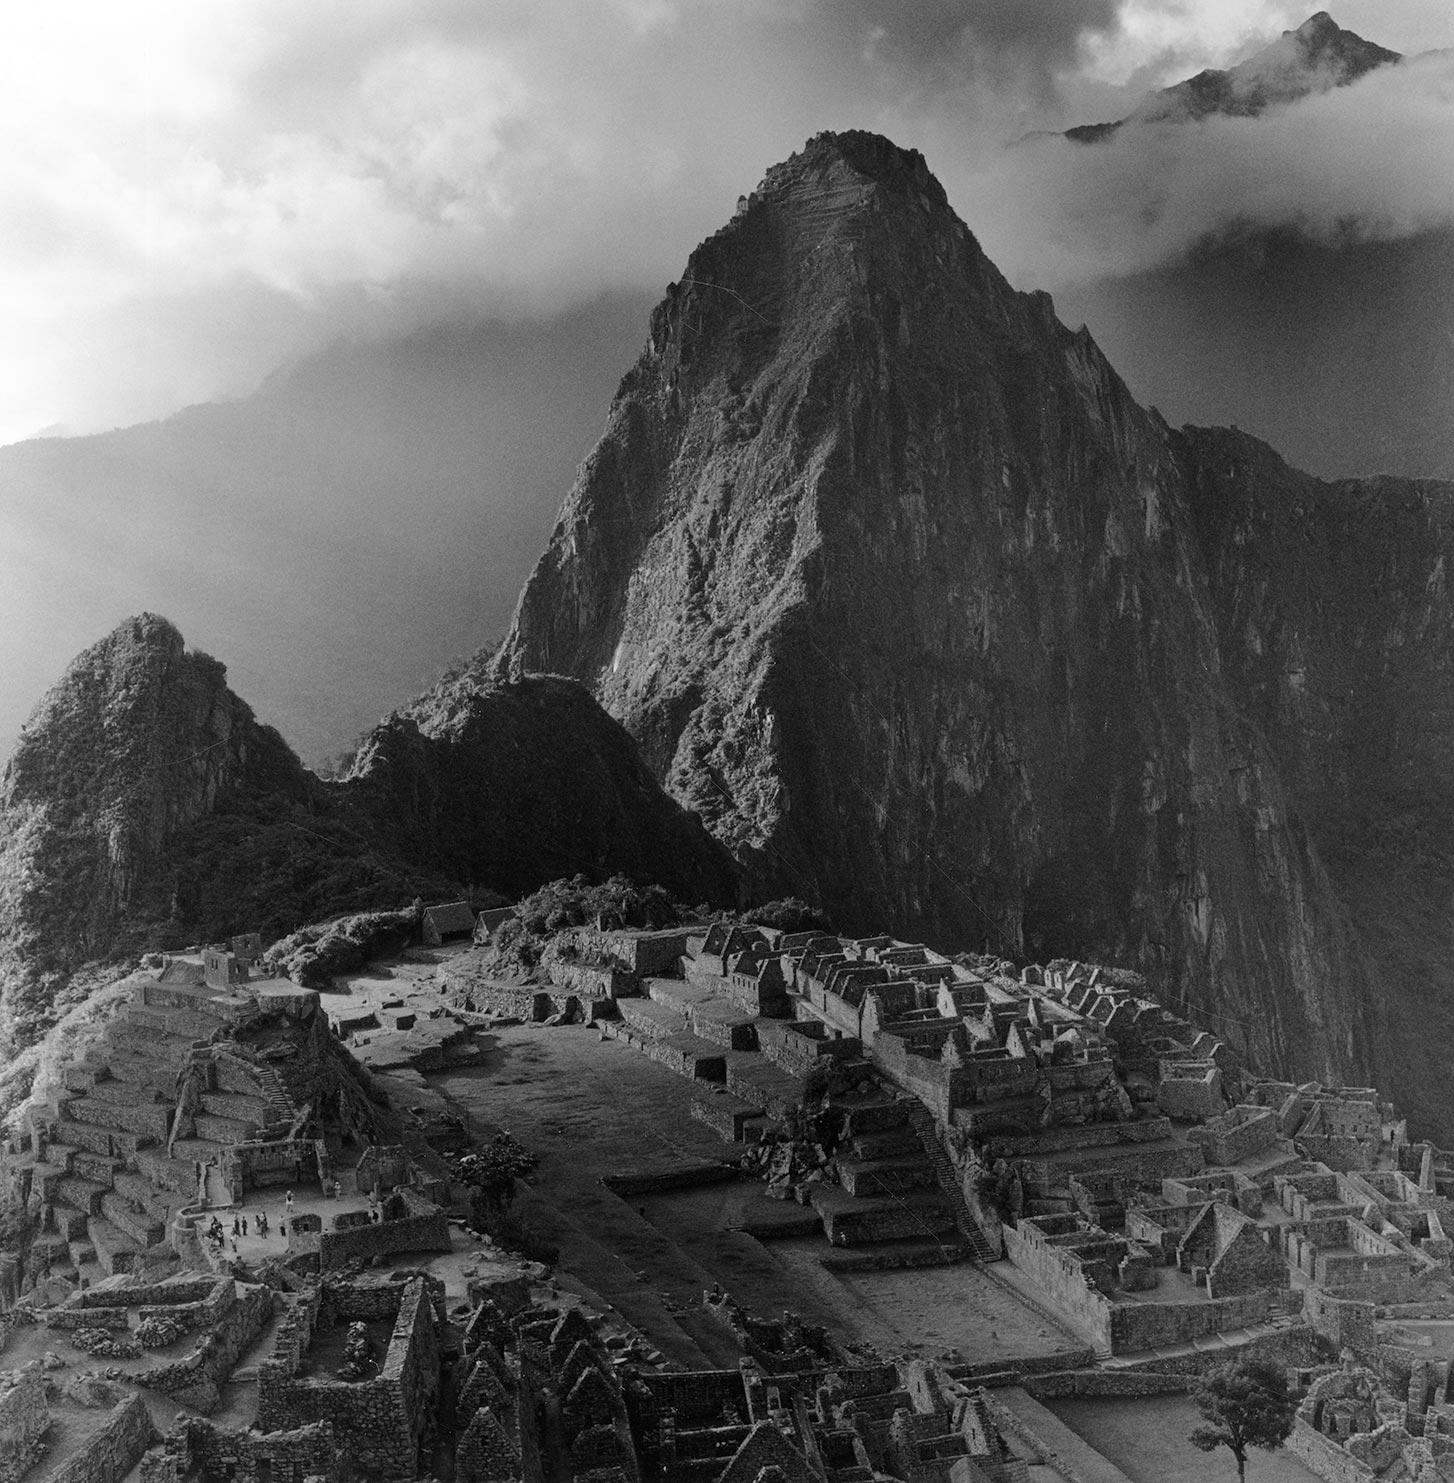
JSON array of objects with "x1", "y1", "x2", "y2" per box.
[
  {"x1": 0, "y1": 615, "x2": 314, "y2": 1049},
  {"x1": 0, "y1": 618, "x2": 733, "y2": 1060},
  {"x1": 498, "y1": 130, "x2": 1454, "y2": 1133}
]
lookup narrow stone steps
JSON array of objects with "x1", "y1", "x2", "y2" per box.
[{"x1": 903, "y1": 1100, "x2": 998, "y2": 1262}]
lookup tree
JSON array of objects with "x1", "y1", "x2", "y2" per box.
[
  {"x1": 1189, "y1": 1358, "x2": 1297, "y2": 1481},
  {"x1": 450, "y1": 1132, "x2": 539, "y2": 1224}
]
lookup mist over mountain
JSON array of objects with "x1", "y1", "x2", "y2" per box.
[
  {"x1": 0, "y1": 297, "x2": 651, "y2": 766},
  {"x1": 1039, "y1": 12, "x2": 1454, "y2": 482},
  {"x1": 1066, "y1": 11, "x2": 1401, "y2": 139}
]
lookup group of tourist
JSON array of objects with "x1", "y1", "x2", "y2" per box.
[{"x1": 203, "y1": 1188, "x2": 299, "y2": 1254}]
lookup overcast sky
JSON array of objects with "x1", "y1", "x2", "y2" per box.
[{"x1": 4, "y1": 0, "x2": 1452, "y2": 447}]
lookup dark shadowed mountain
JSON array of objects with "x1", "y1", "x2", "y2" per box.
[{"x1": 497, "y1": 129, "x2": 1454, "y2": 1137}]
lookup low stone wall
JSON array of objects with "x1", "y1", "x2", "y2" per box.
[
  {"x1": 1288, "y1": 1414, "x2": 1374, "y2": 1483},
  {"x1": 81, "y1": 1278, "x2": 220, "y2": 1309},
  {"x1": 317, "y1": 1191, "x2": 450, "y2": 1270},
  {"x1": 142, "y1": 1283, "x2": 275, "y2": 1413},
  {"x1": 48, "y1": 1394, "x2": 156, "y2": 1483},
  {"x1": 138, "y1": 1277, "x2": 235, "y2": 1334},
  {"x1": 141, "y1": 1418, "x2": 345, "y2": 1483},
  {"x1": 45, "y1": 1306, "x2": 132, "y2": 1332},
  {"x1": 1187, "y1": 1105, "x2": 1278, "y2": 1166},
  {"x1": 602, "y1": 1164, "x2": 739, "y2": 1198},
  {"x1": 546, "y1": 960, "x2": 628, "y2": 1002},
  {"x1": 1025, "y1": 1369, "x2": 1191, "y2": 1398},
  {"x1": 1107, "y1": 1290, "x2": 1295, "y2": 1354},
  {"x1": 451, "y1": 982, "x2": 579, "y2": 1022}
]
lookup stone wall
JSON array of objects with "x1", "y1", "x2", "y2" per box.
[
  {"x1": 0, "y1": 1365, "x2": 49, "y2": 1483},
  {"x1": 317, "y1": 1190, "x2": 449, "y2": 1270},
  {"x1": 1187, "y1": 1105, "x2": 1278, "y2": 1165},
  {"x1": 545, "y1": 960, "x2": 627, "y2": 1005},
  {"x1": 222, "y1": 1138, "x2": 327, "y2": 1200},
  {"x1": 1001, "y1": 1221, "x2": 1115, "y2": 1355},
  {"x1": 1107, "y1": 1290, "x2": 1295, "y2": 1354},
  {"x1": 258, "y1": 1277, "x2": 439, "y2": 1478},
  {"x1": 1026, "y1": 1370, "x2": 1191, "y2": 1398},
  {"x1": 1157, "y1": 1062, "x2": 1224, "y2": 1120},
  {"x1": 142, "y1": 1283, "x2": 275, "y2": 1413},
  {"x1": 1288, "y1": 1415, "x2": 1376, "y2": 1483},
  {"x1": 47, "y1": 1394, "x2": 156, "y2": 1483},
  {"x1": 141, "y1": 1419, "x2": 345, "y2": 1483}
]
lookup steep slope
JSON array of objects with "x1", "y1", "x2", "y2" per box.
[
  {"x1": 498, "y1": 130, "x2": 1454, "y2": 1130},
  {"x1": 0, "y1": 615, "x2": 733, "y2": 1059},
  {"x1": 1066, "y1": 12, "x2": 1400, "y2": 140}
]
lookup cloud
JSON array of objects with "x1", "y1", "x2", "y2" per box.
[{"x1": 0, "y1": 1, "x2": 1451, "y2": 443}]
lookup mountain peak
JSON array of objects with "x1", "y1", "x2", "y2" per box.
[{"x1": 1068, "y1": 10, "x2": 1400, "y2": 140}]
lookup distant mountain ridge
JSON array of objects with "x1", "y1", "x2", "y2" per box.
[
  {"x1": 1067, "y1": 11, "x2": 1400, "y2": 141},
  {"x1": 497, "y1": 129, "x2": 1454, "y2": 1138}
]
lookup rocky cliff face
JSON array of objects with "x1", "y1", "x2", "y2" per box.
[
  {"x1": 0, "y1": 616, "x2": 733, "y2": 1059},
  {"x1": 499, "y1": 130, "x2": 1454, "y2": 1133}
]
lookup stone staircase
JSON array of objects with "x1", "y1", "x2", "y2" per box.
[{"x1": 903, "y1": 1101, "x2": 999, "y2": 1262}]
